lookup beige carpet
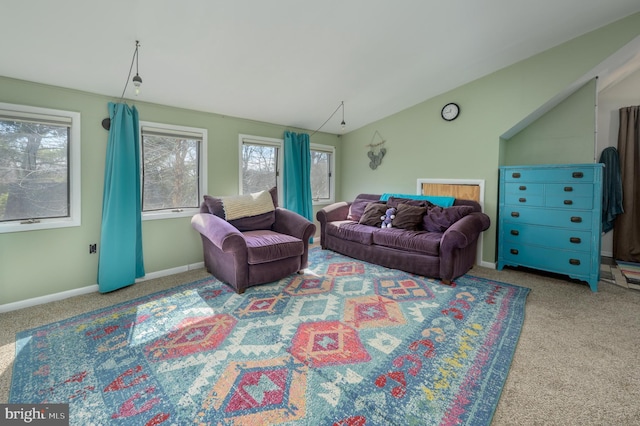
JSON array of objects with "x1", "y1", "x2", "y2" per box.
[{"x1": 1, "y1": 261, "x2": 639, "y2": 425}]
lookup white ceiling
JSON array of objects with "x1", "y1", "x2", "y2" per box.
[{"x1": 2, "y1": 1, "x2": 640, "y2": 134}]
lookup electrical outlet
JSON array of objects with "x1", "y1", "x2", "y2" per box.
[{"x1": 89, "y1": 244, "x2": 97, "y2": 254}]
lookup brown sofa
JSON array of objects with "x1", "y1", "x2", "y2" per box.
[{"x1": 316, "y1": 193, "x2": 490, "y2": 283}]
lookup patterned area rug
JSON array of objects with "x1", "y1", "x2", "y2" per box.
[{"x1": 10, "y1": 248, "x2": 529, "y2": 425}]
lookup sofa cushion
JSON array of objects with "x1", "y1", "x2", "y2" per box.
[
  {"x1": 393, "y1": 203, "x2": 427, "y2": 230},
  {"x1": 422, "y1": 205, "x2": 475, "y2": 232},
  {"x1": 327, "y1": 221, "x2": 376, "y2": 245},
  {"x1": 243, "y1": 230, "x2": 303, "y2": 265},
  {"x1": 358, "y1": 202, "x2": 387, "y2": 227},
  {"x1": 372, "y1": 228, "x2": 441, "y2": 256}
]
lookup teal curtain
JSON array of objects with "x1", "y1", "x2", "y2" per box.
[
  {"x1": 283, "y1": 131, "x2": 313, "y2": 226},
  {"x1": 98, "y1": 102, "x2": 145, "y2": 292}
]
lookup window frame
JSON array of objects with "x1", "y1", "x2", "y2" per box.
[
  {"x1": 310, "y1": 143, "x2": 335, "y2": 205},
  {"x1": 238, "y1": 134, "x2": 283, "y2": 199},
  {"x1": 140, "y1": 121, "x2": 208, "y2": 221},
  {"x1": 0, "y1": 102, "x2": 81, "y2": 234}
]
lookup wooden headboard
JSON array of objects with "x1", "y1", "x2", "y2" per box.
[{"x1": 416, "y1": 178, "x2": 485, "y2": 210}]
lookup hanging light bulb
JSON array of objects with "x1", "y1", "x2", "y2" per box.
[
  {"x1": 340, "y1": 101, "x2": 346, "y2": 130},
  {"x1": 101, "y1": 40, "x2": 145, "y2": 130},
  {"x1": 132, "y1": 40, "x2": 142, "y2": 96},
  {"x1": 132, "y1": 74, "x2": 142, "y2": 95}
]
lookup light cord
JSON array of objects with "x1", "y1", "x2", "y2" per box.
[{"x1": 310, "y1": 101, "x2": 344, "y2": 136}]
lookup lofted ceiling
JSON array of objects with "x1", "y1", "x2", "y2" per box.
[{"x1": 1, "y1": 1, "x2": 640, "y2": 134}]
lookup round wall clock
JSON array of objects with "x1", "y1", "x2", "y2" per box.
[{"x1": 441, "y1": 102, "x2": 460, "y2": 121}]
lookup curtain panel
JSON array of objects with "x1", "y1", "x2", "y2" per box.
[
  {"x1": 283, "y1": 130, "x2": 313, "y2": 224},
  {"x1": 98, "y1": 102, "x2": 145, "y2": 292},
  {"x1": 613, "y1": 106, "x2": 640, "y2": 263}
]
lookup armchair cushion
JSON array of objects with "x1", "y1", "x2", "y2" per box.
[{"x1": 244, "y1": 230, "x2": 304, "y2": 264}]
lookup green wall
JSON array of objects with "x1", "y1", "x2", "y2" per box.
[
  {"x1": 2, "y1": 12, "x2": 639, "y2": 306},
  {"x1": 340, "y1": 12, "x2": 640, "y2": 265},
  {"x1": 0, "y1": 78, "x2": 339, "y2": 305},
  {"x1": 505, "y1": 78, "x2": 597, "y2": 165}
]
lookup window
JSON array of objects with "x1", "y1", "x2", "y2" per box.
[
  {"x1": 140, "y1": 122, "x2": 207, "y2": 220},
  {"x1": 311, "y1": 144, "x2": 335, "y2": 204},
  {"x1": 239, "y1": 134, "x2": 283, "y2": 196},
  {"x1": 0, "y1": 102, "x2": 80, "y2": 233}
]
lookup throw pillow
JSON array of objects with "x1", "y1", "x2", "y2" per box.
[
  {"x1": 348, "y1": 197, "x2": 380, "y2": 221},
  {"x1": 358, "y1": 202, "x2": 388, "y2": 227},
  {"x1": 423, "y1": 205, "x2": 475, "y2": 233},
  {"x1": 386, "y1": 196, "x2": 433, "y2": 209},
  {"x1": 393, "y1": 203, "x2": 427, "y2": 231}
]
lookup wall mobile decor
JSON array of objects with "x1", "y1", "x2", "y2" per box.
[{"x1": 367, "y1": 130, "x2": 386, "y2": 169}]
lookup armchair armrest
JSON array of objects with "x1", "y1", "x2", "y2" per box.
[
  {"x1": 273, "y1": 208, "x2": 316, "y2": 241},
  {"x1": 440, "y1": 212, "x2": 491, "y2": 252},
  {"x1": 191, "y1": 213, "x2": 247, "y2": 253}
]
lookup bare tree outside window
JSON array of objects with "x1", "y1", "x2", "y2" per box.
[
  {"x1": 311, "y1": 150, "x2": 330, "y2": 201},
  {"x1": 0, "y1": 120, "x2": 69, "y2": 222},
  {"x1": 142, "y1": 133, "x2": 200, "y2": 211},
  {"x1": 242, "y1": 143, "x2": 277, "y2": 194}
]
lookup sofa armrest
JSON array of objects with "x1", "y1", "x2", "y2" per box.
[
  {"x1": 440, "y1": 212, "x2": 491, "y2": 251},
  {"x1": 316, "y1": 201, "x2": 350, "y2": 224},
  {"x1": 273, "y1": 208, "x2": 316, "y2": 241},
  {"x1": 191, "y1": 213, "x2": 247, "y2": 253},
  {"x1": 316, "y1": 201, "x2": 350, "y2": 249}
]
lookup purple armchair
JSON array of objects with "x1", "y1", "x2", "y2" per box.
[{"x1": 191, "y1": 190, "x2": 316, "y2": 294}]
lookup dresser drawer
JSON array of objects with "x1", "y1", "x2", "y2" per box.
[
  {"x1": 501, "y1": 244, "x2": 592, "y2": 276},
  {"x1": 504, "y1": 193, "x2": 544, "y2": 207},
  {"x1": 502, "y1": 206, "x2": 593, "y2": 230},
  {"x1": 502, "y1": 224, "x2": 592, "y2": 252},
  {"x1": 505, "y1": 182, "x2": 544, "y2": 195},
  {"x1": 545, "y1": 183, "x2": 594, "y2": 197},
  {"x1": 545, "y1": 195, "x2": 593, "y2": 209},
  {"x1": 503, "y1": 167, "x2": 594, "y2": 183}
]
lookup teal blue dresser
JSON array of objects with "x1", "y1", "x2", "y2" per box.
[{"x1": 497, "y1": 164, "x2": 603, "y2": 292}]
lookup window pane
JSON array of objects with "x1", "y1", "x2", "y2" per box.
[
  {"x1": 242, "y1": 143, "x2": 277, "y2": 193},
  {"x1": 311, "y1": 150, "x2": 330, "y2": 200},
  {"x1": 142, "y1": 134, "x2": 199, "y2": 211},
  {"x1": 0, "y1": 120, "x2": 69, "y2": 222}
]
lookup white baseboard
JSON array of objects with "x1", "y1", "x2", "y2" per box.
[
  {"x1": 0, "y1": 262, "x2": 206, "y2": 314},
  {"x1": 479, "y1": 260, "x2": 496, "y2": 269}
]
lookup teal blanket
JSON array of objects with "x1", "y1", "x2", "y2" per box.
[{"x1": 380, "y1": 192, "x2": 455, "y2": 207}]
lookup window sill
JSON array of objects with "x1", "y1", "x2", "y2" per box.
[{"x1": 142, "y1": 208, "x2": 199, "y2": 221}]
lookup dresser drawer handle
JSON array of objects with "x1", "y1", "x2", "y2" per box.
[
  {"x1": 510, "y1": 230, "x2": 519, "y2": 236},
  {"x1": 518, "y1": 198, "x2": 526, "y2": 203},
  {"x1": 569, "y1": 237, "x2": 581, "y2": 244},
  {"x1": 564, "y1": 200, "x2": 573, "y2": 205},
  {"x1": 510, "y1": 249, "x2": 519, "y2": 255},
  {"x1": 569, "y1": 259, "x2": 581, "y2": 266},
  {"x1": 511, "y1": 212, "x2": 520, "y2": 218},
  {"x1": 564, "y1": 186, "x2": 573, "y2": 192},
  {"x1": 572, "y1": 172, "x2": 584, "y2": 178},
  {"x1": 570, "y1": 216, "x2": 582, "y2": 223},
  {"x1": 512, "y1": 172, "x2": 521, "y2": 178},
  {"x1": 519, "y1": 185, "x2": 527, "y2": 190}
]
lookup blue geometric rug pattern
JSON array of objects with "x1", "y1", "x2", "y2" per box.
[{"x1": 10, "y1": 248, "x2": 529, "y2": 425}]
